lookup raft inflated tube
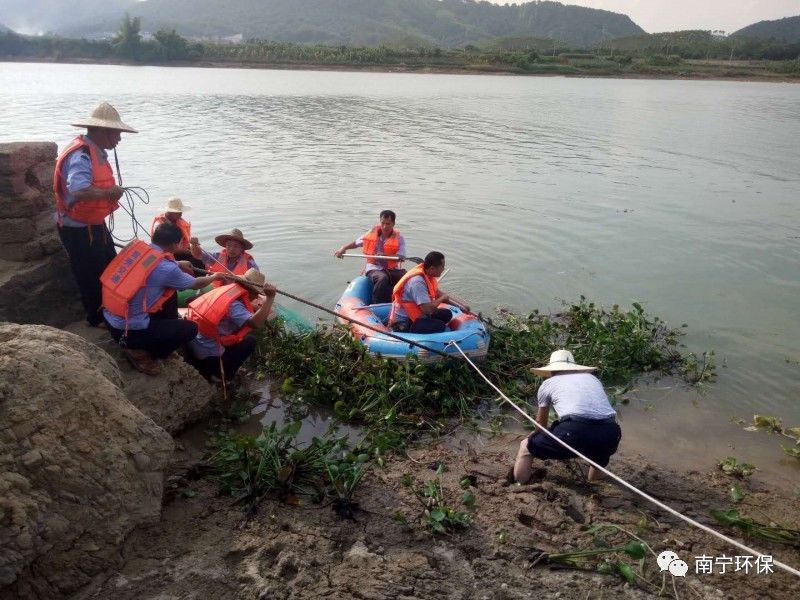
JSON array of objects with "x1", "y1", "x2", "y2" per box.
[{"x1": 335, "y1": 275, "x2": 490, "y2": 362}]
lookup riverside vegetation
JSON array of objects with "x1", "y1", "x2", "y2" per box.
[
  {"x1": 205, "y1": 299, "x2": 716, "y2": 526},
  {"x1": 70, "y1": 301, "x2": 800, "y2": 599},
  {"x1": 2, "y1": 15, "x2": 799, "y2": 78}
]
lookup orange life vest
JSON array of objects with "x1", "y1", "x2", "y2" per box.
[
  {"x1": 100, "y1": 240, "x2": 176, "y2": 322},
  {"x1": 150, "y1": 214, "x2": 192, "y2": 250},
  {"x1": 53, "y1": 135, "x2": 118, "y2": 225},
  {"x1": 186, "y1": 283, "x2": 254, "y2": 346},
  {"x1": 362, "y1": 226, "x2": 401, "y2": 269},
  {"x1": 389, "y1": 264, "x2": 439, "y2": 324},
  {"x1": 208, "y1": 249, "x2": 253, "y2": 288}
]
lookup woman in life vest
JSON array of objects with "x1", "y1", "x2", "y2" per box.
[
  {"x1": 53, "y1": 102, "x2": 134, "y2": 327},
  {"x1": 334, "y1": 210, "x2": 407, "y2": 304},
  {"x1": 389, "y1": 251, "x2": 469, "y2": 334},
  {"x1": 190, "y1": 227, "x2": 259, "y2": 287},
  {"x1": 512, "y1": 350, "x2": 621, "y2": 484},
  {"x1": 186, "y1": 268, "x2": 276, "y2": 383},
  {"x1": 101, "y1": 222, "x2": 228, "y2": 376}
]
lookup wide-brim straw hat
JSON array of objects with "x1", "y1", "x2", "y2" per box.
[
  {"x1": 242, "y1": 268, "x2": 266, "y2": 287},
  {"x1": 159, "y1": 197, "x2": 190, "y2": 213},
  {"x1": 71, "y1": 101, "x2": 138, "y2": 133},
  {"x1": 215, "y1": 228, "x2": 253, "y2": 251},
  {"x1": 531, "y1": 350, "x2": 597, "y2": 377}
]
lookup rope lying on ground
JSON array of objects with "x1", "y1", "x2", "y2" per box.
[{"x1": 445, "y1": 339, "x2": 800, "y2": 580}]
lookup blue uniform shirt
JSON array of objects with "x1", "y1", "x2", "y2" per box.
[
  {"x1": 189, "y1": 299, "x2": 254, "y2": 359},
  {"x1": 391, "y1": 275, "x2": 431, "y2": 325},
  {"x1": 103, "y1": 246, "x2": 196, "y2": 330}
]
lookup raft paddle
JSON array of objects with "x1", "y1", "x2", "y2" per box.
[{"x1": 340, "y1": 254, "x2": 423, "y2": 264}]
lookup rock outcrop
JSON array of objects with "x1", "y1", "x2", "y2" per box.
[
  {"x1": 0, "y1": 143, "x2": 82, "y2": 327},
  {"x1": 0, "y1": 323, "x2": 175, "y2": 598},
  {"x1": 71, "y1": 325, "x2": 217, "y2": 435}
]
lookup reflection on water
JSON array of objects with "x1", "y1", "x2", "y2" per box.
[{"x1": 1, "y1": 63, "x2": 799, "y2": 487}]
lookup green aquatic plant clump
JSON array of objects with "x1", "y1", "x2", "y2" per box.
[
  {"x1": 207, "y1": 421, "x2": 335, "y2": 506},
  {"x1": 257, "y1": 298, "x2": 710, "y2": 437}
]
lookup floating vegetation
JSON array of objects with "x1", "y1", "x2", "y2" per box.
[
  {"x1": 718, "y1": 456, "x2": 757, "y2": 478},
  {"x1": 742, "y1": 414, "x2": 800, "y2": 462},
  {"x1": 257, "y1": 298, "x2": 710, "y2": 441}
]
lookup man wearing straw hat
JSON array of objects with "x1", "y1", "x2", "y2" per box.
[
  {"x1": 53, "y1": 101, "x2": 136, "y2": 327},
  {"x1": 151, "y1": 197, "x2": 192, "y2": 251},
  {"x1": 512, "y1": 350, "x2": 622, "y2": 484},
  {"x1": 186, "y1": 268, "x2": 276, "y2": 383},
  {"x1": 150, "y1": 196, "x2": 203, "y2": 267},
  {"x1": 101, "y1": 222, "x2": 229, "y2": 376},
  {"x1": 189, "y1": 228, "x2": 259, "y2": 285}
]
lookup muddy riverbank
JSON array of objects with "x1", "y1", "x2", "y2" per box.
[{"x1": 71, "y1": 423, "x2": 800, "y2": 599}]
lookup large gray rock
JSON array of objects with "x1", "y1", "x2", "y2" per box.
[{"x1": 0, "y1": 323, "x2": 174, "y2": 599}]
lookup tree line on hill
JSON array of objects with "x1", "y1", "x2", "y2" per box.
[{"x1": 0, "y1": 13, "x2": 798, "y2": 74}]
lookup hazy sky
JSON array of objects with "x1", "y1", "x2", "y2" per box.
[{"x1": 491, "y1": 1, "x2": 800, "y2": 34}]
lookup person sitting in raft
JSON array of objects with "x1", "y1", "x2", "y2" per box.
[
  {"x1": 101, "y1": 222, "x2": 229, "y2": 376},
  {"x1": 512, "y1": 350, "x2": 622, "y2": 484},
  {"x1": 190, "y1": 227, "x2": 258, "y2": 287},
  {"x1": 389, "y1": 251, "x2": 469, "y2": 334},
  {"x1": 150, "y1": 196, "x2": 203, "y2": 268},
  {"x1": 185, "y1": 268, "x2": 276, "y2": 383},
  {"x1": 333, "y1": 210, "x2": 407, "y2": 304}
]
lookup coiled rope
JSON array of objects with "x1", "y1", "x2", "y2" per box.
[
  {"x1": 109, "y1": 148, "x2": 152, "y2": 244},
  {"x1": 445, "y1": 339, "x2": 800, "y2": 579}
]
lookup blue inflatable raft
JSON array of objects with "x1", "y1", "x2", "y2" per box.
[{"x1": 335, "y1": 275, "x2": 490, "y2": 361}]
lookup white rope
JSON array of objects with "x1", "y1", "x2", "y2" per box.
[{"x1": 446, "y1": 340, "x2": 800, "y2": 579}]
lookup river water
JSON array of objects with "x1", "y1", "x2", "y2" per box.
[{"x1": 2, "y1": 62, "x2": 798, "y2": 488}]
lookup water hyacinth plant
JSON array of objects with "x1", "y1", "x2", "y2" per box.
[{"x1": 257, "y1": 298, "x2": 710, "y2": 440}]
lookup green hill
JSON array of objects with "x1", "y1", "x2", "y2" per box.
[
  {"x1": 58, "y1": 0, "x2": 644, "y2": 48},
  {"x1": 0, "y1": 0, "x2": 130, "y2": 35},
  {"x1": 732, "y1": 15, "x2": 800, "y2": 43},
  {"x1": 604, "y1": 30, "x2": 719, "y2": 51}
]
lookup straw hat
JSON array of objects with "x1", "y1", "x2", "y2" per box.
[
  {"x1": 242, "y1": 268, "x2": 266, "y2": 287},
  {"x1": 71, "y1": 101, "x2": 138, "y2": 133},
  {"x1": 531, "y1": 350, "x2": 597, "y2": 377},
  {"x1": 214, "y1": 228, "x2": 253, "y2": 250},
  {"x1": 159, "y1": 197, "x2": 190, "y2": 213}
]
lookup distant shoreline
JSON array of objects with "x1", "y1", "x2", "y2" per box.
[{"x1": 3, "y1": 55, "x2": 798, "y2": 83}]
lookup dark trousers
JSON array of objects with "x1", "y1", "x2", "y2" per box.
[
  {"x1": 527, "y1": 417, "x2": 622, "y2": 468},
  {"x1": 105, "y1": 295, "x2": 197, "y2": 359},
  {"x1": 410, "y1": 308, "x2": 453, "y2": 334},
  {"x1": 188, "y1": 334, "x2": 257, "y2": 382},
  {"x1": 368, "y1": 268, "x2": 406, "y2": 304},
  {"x1": 58, "y1": 224, "x2": 117, "y2": 325}
]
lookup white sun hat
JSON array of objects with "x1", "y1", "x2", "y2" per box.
[
  {"x1": 159, "y1": 197, "x2": 190, "y2": 213},
  {"x1": 531, "y1": 349, "x2": 597, "y2": 377},
  {"x1": 71, "y1": 101, "x2": 138, "y2": 133}
]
